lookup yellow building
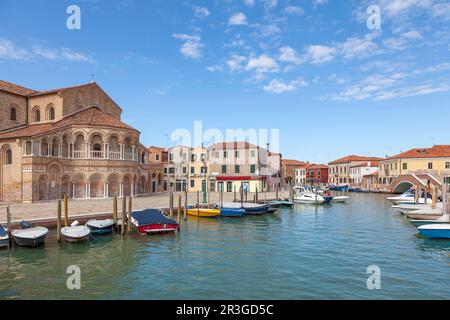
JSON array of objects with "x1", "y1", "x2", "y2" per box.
[{"x1": 378, "y1": 145, "x2": 450, "y2": 186}]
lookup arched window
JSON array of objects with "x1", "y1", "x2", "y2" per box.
[
  {"x1": 10, "y1": 108, "x2": 16, "y2": 121},
  {"x1": 5, "y1": 149, "x2": 12, "y2": 165},
  {"x1": 34, "y1": 108, "x2": 41, "y2": 122},
  {"x1": 48, "y1": 107, "x2": 55, "y2": 120}
]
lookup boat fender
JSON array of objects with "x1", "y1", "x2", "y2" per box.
[{"x1": 71, "y1": 220, "x2": 80, "y2": 227}]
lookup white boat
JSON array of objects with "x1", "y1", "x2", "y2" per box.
[
  {"x1": 86, "y1": 219, "x2": 115, "y2": 235},
  {"x1": 293, "y1": 186, "x2": 326, "y2": 204},
  {"x1": 331, "y1": 196, "x2": 350, "y2": 203},
  {"x1": 61, "y1": 223, "x2": 91, "y2": 243},
  {"x1": 0, "y1": 225, "x2": 9, "y2": 248},
  {"x1": 387, "y1": 189, "x2": 432, "y2": 205},
  {"x1": 405, "y1": 208, "x2": 443, "y2": 220},
  {"x1": 410, "y1": 214, "x2": 449, "y2": 227},
  {"x1": 12, "y1": 226, "x2": 48, "y2": 247},
  {"x1": 417, "y1": 224, "x2": 450, "y2": 239}
]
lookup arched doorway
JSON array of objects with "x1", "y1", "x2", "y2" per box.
[
  {"x1": 73, "y1": 173, "x2": 86, "y2": 198},
  {"x1": 89, "y1": 173, "x2": 105, "y2": 198},
  {"x1": 38, "y1": 175, "x2": 49, "y2": 201},
  {"x1": 108, "y1": 173, "x2": 121, "y2": 197},
  {"x1": 48, "y1": 164, "x2": 62, "y2": 200},
  {"x1": 61, "y1": 175, "x2": 71, "y2": 198},
  {"x1": 123, "y1": 174, "x2": 132, "y2": 196}
]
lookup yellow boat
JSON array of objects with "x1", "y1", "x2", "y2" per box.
[{"x1": 186, "y1": 208, "x2": 221, "y2": 218}]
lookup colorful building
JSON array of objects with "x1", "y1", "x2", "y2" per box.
[
  {"x1": 306, "y1": 164, "x2": 329, "y2": 185},
  {"x1": 281, "y1": 159, "x2": 308, "y2": 186},
  {"x1": 328, "y1": 155, "x2": 383, "y2": 185},
  {"x1": 378, "y1": 145, "x2": 450, "y2": 187},
  {"x1": 349, "y1": 161, "x2": 379, "y2": 188}
]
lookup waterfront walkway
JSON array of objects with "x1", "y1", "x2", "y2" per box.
[{"x1": 0, "y1": 191, "x2": 288, "y2": 224}]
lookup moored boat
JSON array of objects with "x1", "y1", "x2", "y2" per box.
[
  {"x1": 0, "y1": 225, "x2": 9, "y2": 248},
  {"x1": 293, "y1": 186, "x2": 326, "y2": 204},
  {"x1": 268, "y1": 200, "x2": 294, "y2": 208},
  {"x1": 417, "y1": 224, "x2": 450, "y2": 239},
  {"x1": 331, "y1": 196, "x2": 350, "y2": 203},
  {"x1": 131, "y1": 209, "x2": 179, "y2": 234},
  {"x1": 12, "y1": 224, "x2": 48, "y2": 247},
  {"x1": 86, "y1": 219, "x2": 115, "y2": 235},
  {"x1": 223, "y1": 202, "x2": 270, "y2": 215},
  {"x1": 220, "y1": 207, "x2": 245, "y2": 217},
  {"x1": 187, "y1": 208, "x2": 221, "y2": 218},
  {"x1": 410, "y1": 214, "x2": 449, "y2": 227},
  {"x1": 61, "y1": 224, "x2": 91, "y2": 243}
]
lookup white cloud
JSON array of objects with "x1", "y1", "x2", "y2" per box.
[
  {"x1": 384, "y1": 0, "x2": 432, "y2": 18},
  {"x1": 284, "y1": 6, "x2": 304, "y2": 15},
  {"x1": 279, "y1": 46, "x2": 302, "y2": 65},
  {"x1": 401, "y1": 30, "x2": 423, "y2": 40},
  {"x1": 246, "y1": 54, "x2": 279, "y2": 73},
  {"x1": 194, "y1": 7, "x2": 210, "y2": 18},
  {"x1": 173, "y1": 34, "x2": 204, "y2": 59},
  {"x1": 228, "y1": 12, "x2": 248, "y2": 26},
  {"x1": 263, "y1": 78, "x2": 308, "y2": 94},
  {"x1": 313, "y1": 0, "x2": 328, "y2": 6},
  {"x1": 304, "y1": 45, "x2": 336, "y2": 64},
  {"x1": 429, "y1": 2, "x2": 450, "y2": 20},
  {"x1": 226, "y1": 55, "x2": 247, "y2": 72},
  {"x1": 264, "y1": 0, "x2": 278, "y2": 10},
  {"x1": 338, "y1": 33, "x2": 380, "y2": 59},
  {"x1": 244, "y1": 0, "x2": 255, "y2": 7}
]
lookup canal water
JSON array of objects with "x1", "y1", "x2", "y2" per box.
[{"x1": 1, "y1": 193, "x2": 449, "y2": 300}]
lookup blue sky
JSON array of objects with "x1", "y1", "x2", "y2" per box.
[{"x1": 1, "y1": 0, "x2": 450, "y2": 163}]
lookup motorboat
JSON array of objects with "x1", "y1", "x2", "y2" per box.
[
  {"x1": 187, "y1": 208, "x2": 221, "y2": 218},
  {"x1": 387, "y1": 188, "x2": 432, "y2": 205},
  {"x1": 0, "y1": 225, "x2": 9, "y2": 248},
  {"x1": 417, "y1": 224, "x2": 450, "y2": 239},
  {"x1": 410, "y1": 214, "x2": 449, "y2": 227},
  {"x1": 331, "y1": 196, "x2": 350, "y2": 203},
  {"x1": 86, "y1": 219, "x2": 115, "y2": 235},
  {"x1": 268, "y1": 200, "x2": 295, "y2": 208},
  {"x1": 61, "y1": 221, "x2": 91, "y2": 243},
  {"x1": 293, "y1": 186, "x2": 327, "y2": 204},
  {"x1": 219, "y1": 207, "x2": 246, "y2": 217},
  {"x1": 131, "y1": 209, "x2": 179, "y2": 234},
  {"x1": 12, "y1": 221, "x2": 48, "y2": 247},
  {"x1": 405, "y1": 208, "x2": 443, "y2": 220}
]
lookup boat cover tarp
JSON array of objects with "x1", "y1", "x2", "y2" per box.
[
  {"x1": 0, "y1": 225, "x2": 6, "y2": 237},
  {"x1": 131, "y1": 209, "x2": 177, "y2": 226}
]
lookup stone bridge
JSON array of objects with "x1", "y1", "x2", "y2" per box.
[{"x1": 388, "y1": 173, "x2": 442, "y2": 194}]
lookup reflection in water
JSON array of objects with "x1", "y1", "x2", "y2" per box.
[{"x1": 0, "y1": 193, "x2": 449, "y2": 300}]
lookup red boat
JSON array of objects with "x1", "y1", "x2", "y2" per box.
[{"x1": 131, "y1": 209, "x2": 179, "y2": 235}]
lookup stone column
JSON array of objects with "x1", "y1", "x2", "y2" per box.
[
  {"x1": 85, "y1": 182, "x2": 90, "y2": 198},
  {"x1": 119, "y1": 182, "x2": 124, "y2": 197},
  {"x1": 86, "y1": 143, "x2": 91, "y2": 159},
  {"x1": 131, "y1": 146, "x2": 136, "y2": 161},
  {"x1": 105, "y1": 144, "x2": 109, "y2": 159},
  {"x1": 120, "y1": 144, "x2": 124, "y2": 159}
]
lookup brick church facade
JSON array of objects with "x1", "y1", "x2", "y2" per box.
[{"x1": 0, "y1": 80, "x2": 163, "y2": 203}]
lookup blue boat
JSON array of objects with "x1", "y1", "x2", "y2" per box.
[
  {"x1": 417, "y1": 224, "x2": 450, "y2": 239},
  {"x1": 0, "y1": 225, "x2": 9, "y2": 248},
  {"x1": 86, "y1": 219, "x2": 115, "y2": 235},
  {"x1": 268, "y1": 200, "x2": 295, "y2": 208},
  {"x1": 222, "y1": 202, "x2": 270, "y2": 215},
  {"x1": 220, "y1": 207, "x2": 246, "y2": 217}
]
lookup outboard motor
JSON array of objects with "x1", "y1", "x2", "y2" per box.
[{"x1": 20, "y1": 221, "x2": 32, "y2": 229}]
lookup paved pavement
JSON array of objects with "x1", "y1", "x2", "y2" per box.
[{"x1": 0, "y1": 191, "x2": 289, "y2": 224}]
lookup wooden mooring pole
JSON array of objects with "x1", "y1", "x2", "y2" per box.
[
  {"x1": 121, "y1": 196, "x2": 126, "y2": 235},
  {"x1": 6, "y1": 206, "x2": 12, "y2": 247},
  {"x1": 64, "y1": 194, "x2": 69, "y2": 227},
  {"x1": 255, "y1": 186, "x2": 258, "y2": 203},
  {"x1": 113, "y1": 195, "x2": 118, "y2": 230},
  {"x1": 177, "y1": 195, "x2": 182, "y2": 227},
  {"x1": 169, "y1": 192, "x2": 174, "y2": 219},
  {"x1": 184, "y1": 190, "x2": 188, "y2": 220},
  {"x1": 127, "y1": 196, "x2": 132, "y2": 232},
  {"x1": 56, "y1": 200, "x2": 62, "y2": 243},
  {"x1": 233, "y1": 186, "x2": 237, "y2": 202}
]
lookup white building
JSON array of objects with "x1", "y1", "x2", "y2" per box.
[{"x1": 349, "y1": 161, "x2": 379, "y2": 187}]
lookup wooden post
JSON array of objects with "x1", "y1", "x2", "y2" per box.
[
  {"x1": 184, "y1": 190, "x2": 188, "y2": 220},
  {"x1": 127, "y1": 196, "x2": 132, "y2": 232},
  {"x1": 177, "y1": 195, "x2": 182, "y2": 226},
  {"x1": 234, "y1": 186, "x2": 237, "y2": 202},
  {"x1": 57, "y1": 200, "x2": 62, "y2": 243},
  {"x1": 207, "y1": 184, "x2": 211, "y2": 209},
  {"x1": 276, "y1": 185, "x2": 279, "y2": 200},
  {"x1": 221, "y1": 187, "x2": 224, "y2": 208},
  {"x1": 113, "y1": 195, "x2": 118, "y2": 227},
  {"x1": 6, "y1": 206, "x2": 12, "y2": 246},
  {"x1": 196, "y1": 191, "x2": 200, "y2": 216},
  {"x1": 63, "y1": 193, "x2": 69, "y2": 227},
  {"x1": 431, "y1": 185, "x2": 437, "y2": 210},
  {"x1": 264, "y1": 190, "x2": 267, "y2": 204},
  {"x1": 255, "y1": 186, "x2": 258, "y2": 203},
  {"x1": 169, "y1": 192, "x2": 174, "y2": 219},
  {"x1": 121, "y1": 196, "x2": 126, "y2": 235},
  {"x1": 414, "y1": 186, "x2": 420, "y2": 204},
  {"x1": 240, "y1": 183, "x2": 244, "y2": 208}
]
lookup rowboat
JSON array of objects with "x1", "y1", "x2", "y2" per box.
[
  {"x1": 268, "y1": 200, "x2": 294, "y2": 208},
  {"x1": 410, "y1": 215, "x2": 449, "y2": 227},
  {"x1": 61, "y1": 224, "x2": 91, "y2": 243},
  {"x1": 12, "y1": 225, "x2": 48, "y2": 247},
  {"x1": 222, "y1": 202, "x2": 270, "y2": 215},
  {"x1": 417, "y1": 224, "x2": 450, "y2": 239},
  {"x1": 86, "y1": 219, "x2": 115, "y2": 235},
  {"x1": 331, "y1": 196, "x2": 350, "y2": 203},
  {"x1": 267, "y1": 207, "x2": 278, "y2": 214},
  {"x1": 0, "y1": 225, "x2": 9, "y2": 248},
  {"x1": 131, "y1": 209, "x2": 179, "y2": 234},
  {"x1": 187, "y1": 208, "x2": 221, "y2": 218},
  {"x1": 220, "y1": 207, "x2": 246, "y2": 217}
]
